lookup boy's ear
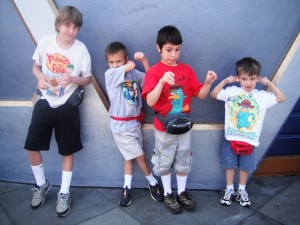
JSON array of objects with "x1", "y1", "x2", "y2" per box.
[
  {"x1": 156, "y1": 44, "x2": 161, "y2": 53},
  {"x1": 235, "y1": 75, "x2": 239, "y2": 82}
]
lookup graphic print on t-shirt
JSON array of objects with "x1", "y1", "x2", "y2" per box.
[
  {"x1": 45, "y1": 53, "x2": 74, "y2": 97},
  {"x1": 121, "y1": 79, "x2": 139, "y2": 105},
  {"x1": 227, "y1": 92, "x2": 260, "y2": 140},
  {"x1": 168, "y1": 84, "x2": 189, "y2": 116}
]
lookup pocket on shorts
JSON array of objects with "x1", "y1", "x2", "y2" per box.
[{"x1": 151, "y1": 149, "x2": 161, "y2": 167}]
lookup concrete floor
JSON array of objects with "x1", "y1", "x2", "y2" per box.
[{"x1": 0, "y1": 175, "x2": 299, "y2": 225}]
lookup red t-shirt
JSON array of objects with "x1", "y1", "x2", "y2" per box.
[{"x1": 142, "y1": 61, "x2": 203, "y2": 131}]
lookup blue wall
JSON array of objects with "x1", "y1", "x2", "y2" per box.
[
  {"x1": 55, "y1": 0, "x2": 300, "y2": 123},
  {"x1": 0, "y1": 0, "x2": 299, "y2": 189}
]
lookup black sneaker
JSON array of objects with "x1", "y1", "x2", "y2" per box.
[
  {"x1": 119, "y1": 186, "x2": 132, "y2": 207},
  {"x1": 177, "y1": 191, "x2": 196, "y2": 210},
  {"x1": 31, "y1": 179, "x2": 51, "y2": 209},
  {"x1": 148, "y1": 183, "x2": 164, "y2": 202},
  {"x1": 164, "y1": 192, "x2": 182, "y2": 214}
]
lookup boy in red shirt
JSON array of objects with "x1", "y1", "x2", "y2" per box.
[{"x1": 142, "y1": 25, "x2": 217, "y2": 214}]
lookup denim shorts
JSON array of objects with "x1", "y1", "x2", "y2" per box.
[{"x1": 220, "y1": 139, "x2": 256, "y2": 172}]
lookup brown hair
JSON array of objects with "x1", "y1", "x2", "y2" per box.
[{"x1": 55, "y1": 6, "x2": 83, "y2": 32}]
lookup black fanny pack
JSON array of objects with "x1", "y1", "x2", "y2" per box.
[
  {"x1": 157, "y1": 113, "x2": 194, "y2": 135},
  {"x1": 67, "y1": 86, "x2": 85, "y2": 106}
]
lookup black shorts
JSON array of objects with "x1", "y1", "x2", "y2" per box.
[{"x1": 24, "y1": 99, "x2": 83, "y2": 155}]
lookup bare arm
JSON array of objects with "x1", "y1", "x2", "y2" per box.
[
  {"x1": 124, "y1": 60, "x2": 136, "y2": 73},
  {"x1": 210, "y1": 75, "x2": 236, "y2": 99},
  {"x1": 146, "y1": 71, "x2": 175, "y2": 107},
  {"x1": 32, "y1": 62, "x2": 48, "y2": 90},
  {"x1": 260, "y1": 77, "x2": 286, "y2": 103},
  {"x1": 197, "y1": 70, "x2": 218, "y2": 99},
  {"x1": 134, "y1": 52, "x2": 150, "y2": 72}
]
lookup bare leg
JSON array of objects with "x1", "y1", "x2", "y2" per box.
[
  {"x1": 28, "y1": 150, "x2": 43, "y2": 166},
  {"x1": 124, "y1": 159, "x2": 133, "y2": 175},
  {"x1": 225, "y1": 168, "x2": 235, "y2": 186},
  {"x1": 239, "y1": 169, "x2": 248, "y2": 185},
  {"x1": 136, "y1": 153, "x2": 151, "y2": 176},
  {"x1": 62, "y1": 154, "x2": 74, "y2": 171}
]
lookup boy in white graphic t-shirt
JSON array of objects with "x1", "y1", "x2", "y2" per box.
[{"x1": 210, "y1": 57, "x2": 285, "y2": 207}]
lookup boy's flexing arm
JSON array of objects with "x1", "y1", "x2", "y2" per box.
[
  {"x1": 260, "y1": 77, "x2": 286, "y2": 103},
  {"x1": 146, "y1": 71, "x2": 175, "y2": 107},
  {"x1": 197, "y1": 70, "x2": 218, "y2": 99},
  {"x1": 210, "y1": 75, "x2": 236, "y2": 99},
  {"x1": 134, "y1": 52, "x2": 150, "y2": 72}
]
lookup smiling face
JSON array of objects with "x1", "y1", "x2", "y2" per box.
[
  {"x1": 157, "y1": 43, "x2": 181, "y2": 66},
  {"x1": 237, "y1": 72, "x2": 260, "y2": 93},
  {"x1": 57, "y1": 22, "x2": 80, "y2": 43},
  {"x1": 106, "y1": 51, "x2": 127, "y2": 68}
]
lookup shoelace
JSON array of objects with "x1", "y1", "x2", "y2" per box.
[
  {"x1": 238, "y1": 190, "x2": 249, "y2": 201},
  {"x1": 57, "y1": 194, "x2": 69, "y2": 207},
  {"x1": 166, "y1": 194, "x2": 177, "y2": 204},
  {"x1": 180, "y1": 192, "x2": 192, "y2": 201},
  {"x1": 224, "y1": 189, "x2": 235, "y2": 200},
  {"x1": 31, "y1": 187, "x2": 43, "y2": 199}
]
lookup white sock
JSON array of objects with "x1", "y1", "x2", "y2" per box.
[
  {"x1": 31, "y1": 163, "x2": 46, "y2": 187},
  {"x1": 161, "y1": 174, "x2": 172, "y2": 196},
  {"x1": 176, "y1": 175, "x2": 187, "y2": 195},
  {"x1": 124, "y1": 174, "x2": 132, "y2": 189},
  {"x1": 238, "y1": 184, "x2": 246, "y2": 191},
  {"x1": 145, "y1": 172, "x2": 158, "y2": 186},
  {"x1": 226, "y1": 184, "x2": 234, "y2": 190},
  {"x1": 59, "y1": 170, "x2": 72, "y2": 194}
]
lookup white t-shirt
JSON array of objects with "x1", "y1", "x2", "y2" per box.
[
  {"x1": 33, "y1": 34, "x2": 91, "y2": 108},
  {"x1": 217, "y1": 86, "x2": 277, "y2": 146}
]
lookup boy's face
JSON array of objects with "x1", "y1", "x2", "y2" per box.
[
  {"x1": 57, "y1": 22, "x2": 80, "y2": 42},
  {"x1": 237, "y1": 72, "x2": 260, "y2": 93},
  {"x1": 157, "y1": 43, "x2": 181, "y2": 66},
  {"x1": 107, "y1": 52, "x2": 127, "y2": 68}
]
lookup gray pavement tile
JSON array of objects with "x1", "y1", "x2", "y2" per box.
[
  {"x1": 237, "y1": 212, "x2": 282, "y2": 225},
  {"x1": 118, "y1": 190, "x2": 256, "y2": 225},
  {"x1": 96, "y1": 187, "x2": 149, "y2": 206},
  {"x1": 0, "y1": 204, "x2": 13, "y2": 225},
  {"x1": 78, "y1": 207, "x2": 140, "y2": 225},
  {"x1": 0, "y1": 181, "x2": 24, "y2": 195},
  {"x1": 257, "y1": 178, "x2": 300, "y2": 225},
  {"x1": 246, "y1": 175, "x2": 298, "y2": 210},
  {"x1": 0, "y1": 184, "x2": 116, "y2": 225}
]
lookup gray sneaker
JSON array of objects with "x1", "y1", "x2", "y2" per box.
[
  {"x1": 56, "y1": 193, "x2": 71, "y2": 217},
  {"x1": 31, "y1": 179, "x2": 51, "y2": 209}
]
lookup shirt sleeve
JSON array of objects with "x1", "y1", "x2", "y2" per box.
[
  {"x1": 141, "y1": 66, "x2": 159, "y2": 99},
  {"x1": 105, "y1": 66, "x2": 126, "y2": 88}
]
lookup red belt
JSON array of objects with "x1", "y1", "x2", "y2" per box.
[
  {"x1": 111, "y1": 115, "x2": 139, "y2": 121},
  {"x1": 111, "y1": 111, "x2": 144, "y2": 122}
]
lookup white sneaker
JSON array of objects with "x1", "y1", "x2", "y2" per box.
[
  {"x1": 236, "y1": 189, "x2": 251, "y2": 207},
  {"x1": 220, "y1": 188, "x2": 236, "y2": 206}
]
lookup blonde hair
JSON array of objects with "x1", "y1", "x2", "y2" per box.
[{"x1": 55, "y1": 6, "x2": 83, "y2": 32}]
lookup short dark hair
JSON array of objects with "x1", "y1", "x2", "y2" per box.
[
  {"x1": 104, "y1": 42, "x2": 128, "y2": 60},
  {"x1": 156, "y1": 25, "x2": 183, "y2": 49},
  {"x1": 55, "y1": 6, "x2": 83, "y2": 32},
  {"x1": 236, "y1": 57, "x2": 261, "y2": 76}
]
